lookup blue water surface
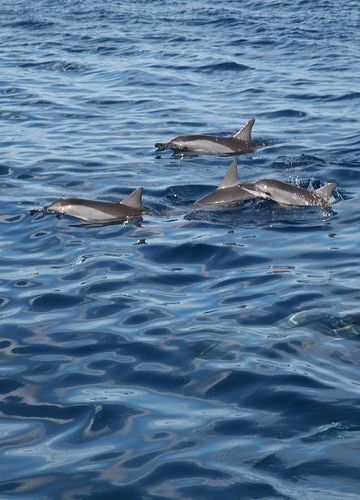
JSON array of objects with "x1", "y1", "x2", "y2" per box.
[{"x1": 1, "y1": 0, "x2": 360, "y2": 498}]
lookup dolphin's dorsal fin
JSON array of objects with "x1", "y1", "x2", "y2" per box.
[
  {"x1": 218, "y1": 159, "x2": 240, "y2": 189},
  {"x1": 315, "y1": 182, "x2": 336, "y2": 201},
  {"x1": 233, "y1": 118, "x2": 255, "y2": 142},
  {"x1": 121, "y1": 187, "x2": 144, "y2": 210}
]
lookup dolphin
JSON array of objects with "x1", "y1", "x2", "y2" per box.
[
  {"x1": 242, "y1": 179, "x2": 336, "y2": 207},
  {"x1": 196, "y1": 159, "x2": 258, "y2": 206},
  {"x1": 46, "y1": 187, "x2": 145, "y2": 223},
  {"x1": 155, "y1": 118, "x2": 256, "y2": 155}
]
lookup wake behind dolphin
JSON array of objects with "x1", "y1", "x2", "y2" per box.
[
  {"x1": 155, "y1": 118, "x2": 257, "y2": 155},
  {"x1": 46, "y1": 187, "x2": 145, "y2": 223}
]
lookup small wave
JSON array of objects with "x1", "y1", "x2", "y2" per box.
[
  {"x1": 8, "y1": 19, "x2": 56, "y2": 30},
  {"x1": 19, "y1": 60, "x2": 88, "y2": 73},
  {"x1": 271, "y1": 154, "x2": 326, "y2": 169},
  {"x1": 286, "y1": 92, "x2": 333, "y2": 101},
  {"x1": 302, "y1": 422, "x2": 358, "y2": 443},
  {"x1": 138, "y1": 242, "x2": 270, "y2": 269},
  {"x1": 1, "y1": 87, "x2": 23, "y2": 95},
  {"x1": 263, "y1": 109, "x2": 307, "y2": 118},
  {"x1": 0, "y1": 111, "x2": 30, "y2": 122},
  {"x1": 196, "y1": 61, "x2": 252, "y2": 73},
  {"x1": 30, "y1": 293, "x2": 86, "y2": 311},
  {"x1": 0, "y1": 165, "x2": 11, "y2": 176},
  {"x1": 324, "y1": 92, "x2": 360, "y2": 102},
  {"x1": 284, "y1": 309, "x2": 360, "y2": 339}
]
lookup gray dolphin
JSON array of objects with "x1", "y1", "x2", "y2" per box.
[
  {"x1": 196, "y1": 159, "x2": 257, "y2": 206},
  {"x1": 46, "y1": 187, "x2": 145, "y2": 223},
  {"x1": 155, "y1": 118, "x2": 256, "y2": 155},
  {"x1": 242, "y1": 179, "x2": 336, "y2": 207}
]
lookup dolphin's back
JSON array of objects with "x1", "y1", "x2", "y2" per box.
[
  {"x1": 197, "y1": 185, "x2": 256, "y2": 206},
  {"x1": 196, "y1": 159, "x2": 257, "y2": 206},
  {"x1": 155, "y1": 118, "x2": 256, "y2": 155},
  {"x1": 50, "y1": 199, "x2": 138, "y2": 221},
  {"x1": 168, "y1": 134, "x2": 253, "y2": 154},
  {"x1": 47, "y1": 190, "x2": 145, "y2": 222}
]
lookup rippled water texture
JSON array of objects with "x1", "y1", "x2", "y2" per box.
[{"x1": 1, "y1": 0, "x2": 360, "y2": 498}]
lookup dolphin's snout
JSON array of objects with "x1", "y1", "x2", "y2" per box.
[
  {"x1": 46, "y1": 201, "x2": 65, "y2": 214},
  {"x1": 155, "y1": 142, "x2": 168, "y2": 151},
  {"x1": 240, "y1": 183, "x2": 269, "y2": 199}
]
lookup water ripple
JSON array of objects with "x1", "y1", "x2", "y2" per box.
[{"x1": 0, "y1": 0, "x2": 359, "y2": 497}]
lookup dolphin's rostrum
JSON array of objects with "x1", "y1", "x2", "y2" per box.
[
  {"x1": 155, "y1": 118, "x2": 257, "y2": 155},
  {"x1": 46, "y1": 187, "x2": 145, "y2": 223}
]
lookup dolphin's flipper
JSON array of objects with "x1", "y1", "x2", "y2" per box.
[
  {"x1": 315, "y1": 182, "x2": 336, "y2": 202},
  {"x1": 219, "y1": 159, "x2": 240, "y2": 189},
  {"x1": 121, "y1": 187, "x2": 144, "y2": 210},
  {"x1": 233, "y1": 118, "x2": 255, "y2": 142}
]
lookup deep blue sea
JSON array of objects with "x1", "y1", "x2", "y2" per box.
[{"x1": 1, "y1": 1, "x2": 360, "y2": 498}]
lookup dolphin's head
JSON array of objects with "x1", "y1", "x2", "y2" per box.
[
  {"x1": 254, "y1": 180, "x2": 273, "y2": 198},
  {"x1": 46, "y1": 200, "x2": 69, "y2": 214},
  {"x1": 240, "y1": 181, "x2": 272, "y2": 199}
]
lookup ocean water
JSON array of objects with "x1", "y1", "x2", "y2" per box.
[{"x1": 1, "y1": 0, "x2": 360, "y2": 498}]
